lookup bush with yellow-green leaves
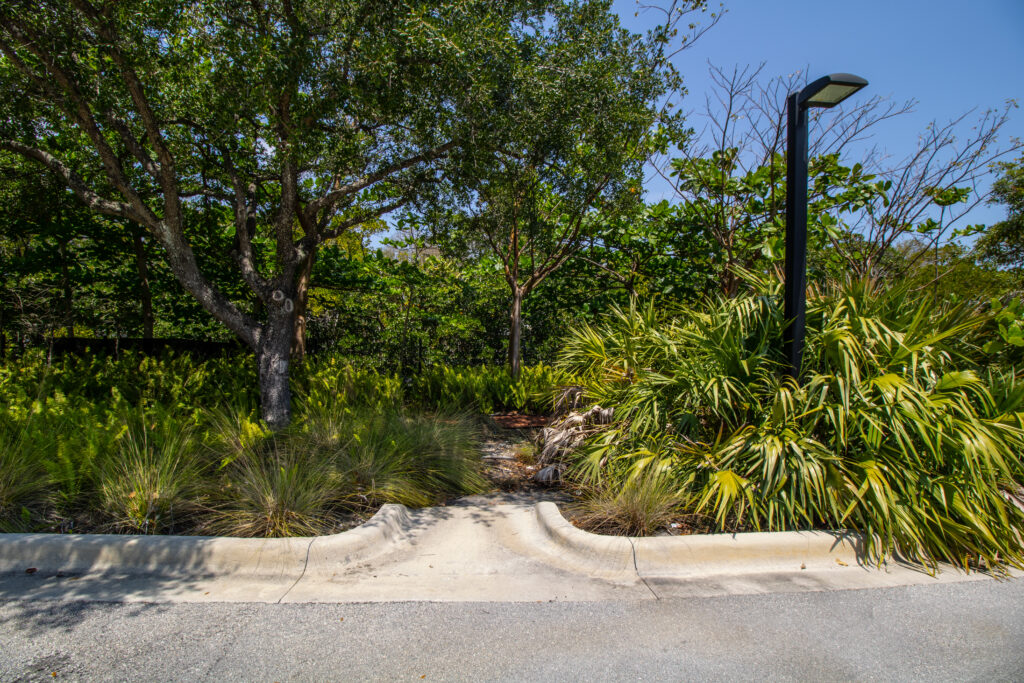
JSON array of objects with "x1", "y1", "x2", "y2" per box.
[{"x1": 559, "y1": 276, "x2": 1024, "y2": 572}]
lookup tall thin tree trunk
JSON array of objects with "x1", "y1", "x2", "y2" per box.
[
  {"x1": 508, "y1": 287, "x2": 523, "y2": 381},
  {"x1": 291, "y1": 250, "x2": 316, "y2": 360},
  {"x1": 132, "y1": 231, "x2": 155, "y2": 339},
  {"x1": 57, "y1": 241, "x2": 74, "y2": 341}
]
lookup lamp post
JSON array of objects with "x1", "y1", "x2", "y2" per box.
[{"x1": 784, "y1": 73, "x2": 868, "y2": 380}]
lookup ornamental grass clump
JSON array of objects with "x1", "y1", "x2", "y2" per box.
[
  {"x1": 96, "y1": 411, "x2": 205, "y2": 534},
  {"x1": 201, "y1": 439, "x2": 344, "y2": 538},
  {"x1": 571, "y1": 470, "x2": 688, "y2": 536},
  {"x1": 201, "y1": 402, "x2": 486, "y2": 536},
  {"x1": 0, "y1": 419, "x2": 53, "y2": 532},
  {"x1": 558, "y1": 275, "x2": 1024, "y2": 571},
  {"x1": 0, "y1": 352, "x2": 502, "y2": 536},
  {"x1": 293, "y1": 403, "x2": 487, "y2": 509}
]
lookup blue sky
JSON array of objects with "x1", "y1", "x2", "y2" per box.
[{"x1": 612, "y1": 0, "x2": 1024, "y2": 227}]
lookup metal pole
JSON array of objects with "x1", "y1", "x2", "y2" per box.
[{"x1": 783, "y1": 92, "x2": 808, "y2": 381}]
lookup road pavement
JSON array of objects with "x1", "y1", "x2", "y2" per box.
[{"x1": 2, "y1": 578, "x2": 1022, "y2": 681}]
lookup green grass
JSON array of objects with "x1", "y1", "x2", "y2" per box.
[
  {"x1": 0, "y1": 419, "x2": 52, "y2": 532},
  {"x1": 96, "y1": 411, "x2": 205, "y2": 534},
  {"x1": 200, "y1": 439, "x2": 346, "y2": 538},
  {"x1": 570, "y1": 471, "x2": 686, "y2": 536},
  {"x1": 334, "y1": 409, "x2": 487, "y2": 508}
]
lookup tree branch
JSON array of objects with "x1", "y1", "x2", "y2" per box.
[
  {"x1": 303, "y1": 142, "x2": 455, "y2": 220},
  {"x1": 0, "y1": 139, "x2": 147, "y2": 223}
]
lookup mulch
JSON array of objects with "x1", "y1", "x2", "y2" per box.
[{"x1": 489, "y1": 413, "x2": 550, "y2": 429}]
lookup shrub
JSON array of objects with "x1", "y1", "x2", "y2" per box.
[
  {"x1": 201, "y1": 404, "x2": 270, "y2": 467},
  {"x1": 296, "y1": 360, "x2": 403, "y2": 413},
  {"x1": 407, "y1": 364, "x2": 572, "y2": 414},
  {"x1": 559, "y1": 276, "x2": 1024, "y2": 571},
  {"x1": 0, "y1": 352, "x2": 542, "y2": 536}
]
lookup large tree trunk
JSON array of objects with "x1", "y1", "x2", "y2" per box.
[
  {"x1": 291, "y1": 250, "x2": 316, "y2": 360},
  {"x1": 256, "y1": 301, "x2": 296, "y2": 430},
  {"x1": 508, "y1": 287, "x2": 523, "y2": 381},
  {"x1": 132, "y1": 230, "x2": 155, "y2": 339}
]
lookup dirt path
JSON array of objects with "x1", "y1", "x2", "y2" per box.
[{"x1": 455, "y1": 425, "x2": 573, "y2": 506}]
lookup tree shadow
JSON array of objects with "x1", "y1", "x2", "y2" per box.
[{"x1": 0, "y1": 594, "x2": 172, "y2": 639}]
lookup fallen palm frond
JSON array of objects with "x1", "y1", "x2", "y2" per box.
[{"x1": 536, "y1": 404, "x2": 615, "y2": 466}]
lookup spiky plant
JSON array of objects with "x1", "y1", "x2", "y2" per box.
[
  {"x1": 571, "y1": 469, "x2": 687, "y2": 536},
  {"x1": 201, "y1": 439, "x2": 344, "y2": 538},
  {"x1": 96, "y1": 410, "x2": 205, "y2": 534},
  {"x1": 0, "y1": 418, "x2": 53, "y2": 532},
  {"x1": 559, "y1": 275, "x2": 1024, "y2": 571},
  {"x1": 328, "y1": 408, "x2": 487, "y2": 508}
]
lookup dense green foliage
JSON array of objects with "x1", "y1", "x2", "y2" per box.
[
  {"x1": 0, "y1": 0, "x2": 682, "y2": 426},
  {"x1": 0, "y1": 351, "x2": 569, "y2": 534},
  {"x1": 977, "y1": 156, "x2": 1024, "y2": 271},
  {"x1": 0, "y1": 0, "x2": 1021, "y2": 579},
  {"x1": 559, "y1": 277, "x2": 1024, "y2": 571}
]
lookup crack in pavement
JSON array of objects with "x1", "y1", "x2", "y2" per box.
[
  {"x1": 276, "y1": 536, "x2": 316, "y2": 604},
  {"x1": 626, "y1": 536, "x2": 659, "y2": 600}
]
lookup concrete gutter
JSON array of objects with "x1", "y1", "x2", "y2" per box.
[
  {"x1": 0, "y1": 504, "x2": 411, "y2": 579},
  {"x1": 536, "y1": 501, "x2": 868, "y2": 579},
  {"x1": 0, "y1": 502, "x2": 998, "y2": 603},
  {"x1": 531, "y1": 502, "x2": 999, "y2": 598},
  {"x1": 532, "y1": 498, "x2": 637, "y2": 581},
  {"x1": 633, "y1": 528, "x2": 864, "y2": 578}
]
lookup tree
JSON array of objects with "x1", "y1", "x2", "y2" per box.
[
  {"x1": 0, "y1": 152, "x2": 253, "y2": 352},
  {"x1": 655, "y1": 64, "x2": 1021, "y2": 287},
  {"x1": 444, "y1": 0, "x2": 714, "y2": 378},
  {"x1": 0, "y1": 155, "x2": 147, "y2": 348},
  {"x1": 570, "y1": 199, "x2": 717, "y2": 302},
  {"x1": 0, "y1": 0, "x2": 641, "y2": 427},
  {"x1": 977, "y1": 156, "x2": 1024, "y2": 270}
]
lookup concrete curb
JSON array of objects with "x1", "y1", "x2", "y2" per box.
[
  {"x1": 633, "y1": 528, "x2": 864, "y2": 577},
  {"x1": 533, "y1": 502, "x2": 636, "y2": 579},
  {"x1": 0, "y1": 504, "x2": 411, "y2": 578},
  {"x1": 535, "y1": 502, "x2": 865, "y2": 579}
]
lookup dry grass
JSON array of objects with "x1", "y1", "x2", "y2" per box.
[
  {"x1": 513, "y1": 443, "x2": 537, "y2": 466},
  {"x1": 570, "y1": 472, "x2": 686, "y2": 536}
]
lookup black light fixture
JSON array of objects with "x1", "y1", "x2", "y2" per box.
[{"x1": 783, "y1": 73, "x2": 868, "y2": 380}]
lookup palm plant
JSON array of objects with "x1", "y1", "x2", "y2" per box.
[{"x1": 559, "y1": 275, "x2": 1024, "y2": 571}]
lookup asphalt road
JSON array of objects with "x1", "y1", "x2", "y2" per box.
[{"x1": 1, "y1": 579, "x2": 1022, "y2": 682}]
